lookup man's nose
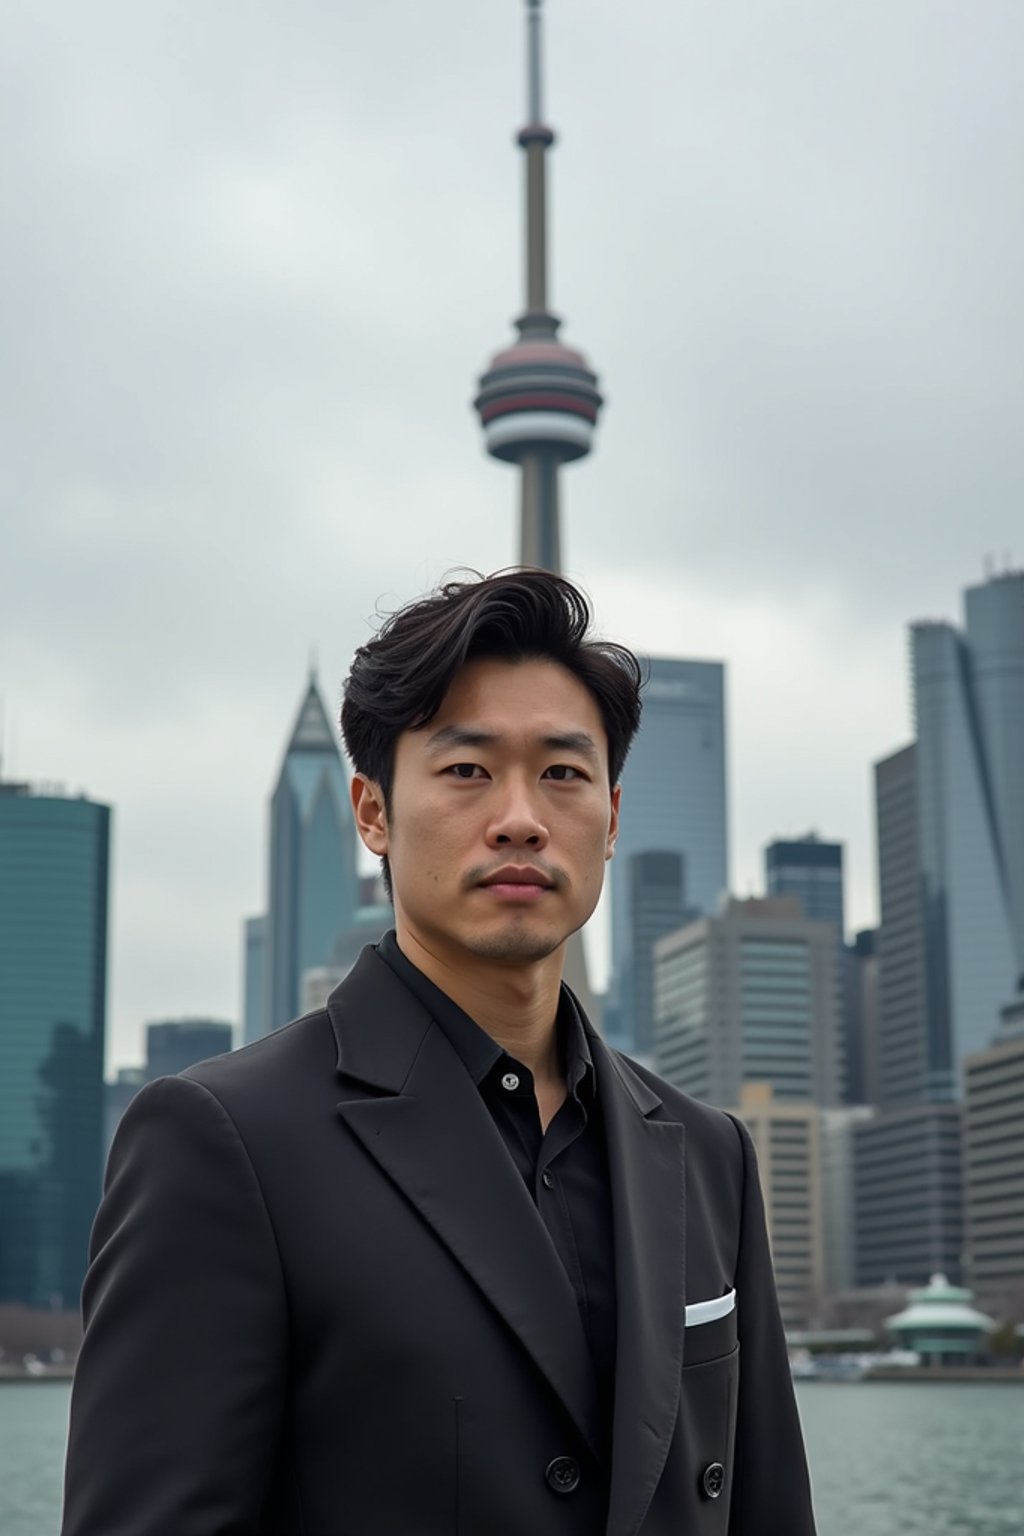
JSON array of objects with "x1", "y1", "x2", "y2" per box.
[{"x1": 486, "y1": 782, "x2": 549, "y2": 848}]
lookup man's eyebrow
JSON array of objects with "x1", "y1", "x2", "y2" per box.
[
  {"x1": 423, "y1": 725, "x2": 601, "y2": 763},
  {"x1": 424, "y1": 725, "x2": 499, "y2": 752},
  {"x1": 541, "y1": 732, "x2": 601, "y2": 763}
]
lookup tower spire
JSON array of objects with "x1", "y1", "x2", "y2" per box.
[{"x1": 473, "y1": 0, "x2": 603, "y2": 573}]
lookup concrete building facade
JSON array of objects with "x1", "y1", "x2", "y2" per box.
[
  {"x1": 653, "y1": 897, "x2": 842, "y2": 1109},
  {"x1": 962, "y1": 1003, "x2": 1024, "y2": 1298},
  {"x1": 731, "y1": 1083, "x2": 824, "y2": 1329}
]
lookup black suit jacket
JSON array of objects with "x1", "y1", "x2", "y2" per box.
[{"x1": 62, "y1": 948, "x2": 816, "y2": 1536}]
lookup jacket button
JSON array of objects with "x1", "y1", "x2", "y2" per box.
[
  {"x1": 701, "y1": 1462, "x2": 725, "y2": 1499},
  {"x1": 545, "y1": 1456, "x2": 581, "y2": 1494}
]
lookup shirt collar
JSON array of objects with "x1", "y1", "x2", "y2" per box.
[{"x1": 376, "y1": 929, "x2": 595, "y2": 1101}]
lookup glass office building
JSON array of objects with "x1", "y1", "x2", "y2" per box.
[
  {"x1": 765, "y1": 834, "x2": 845, "y2": 935},
  {"x1": 912, "y1": 570, "x2": 1024, "y2": 1080},
  {"x1": 265, "y1": 674, "x2": 359, "y2": 1031},
  {"x1": 0, "y1": 784, "x2": 110, "y2": 1306},
  {"x1": 609, "y1": 656, "x2": 727, "y2": 1050}
]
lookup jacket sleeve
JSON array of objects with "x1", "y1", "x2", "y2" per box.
[
  {"x1": 61, "y1": 1073, "x2": 289, "y2": 1536},
  {"x1": 725, "y1": 1113, "x2": 817, "y2": 1536}
]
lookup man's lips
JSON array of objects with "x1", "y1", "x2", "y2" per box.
[{"x1": 477, "y1": 866, "x2": 555, "y2": 897}]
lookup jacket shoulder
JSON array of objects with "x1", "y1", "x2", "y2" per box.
[
  {"x1": 180, "y1": 1007, "x2": 336, "y2": 1115},
  {"x1": 608, "y1": 1048, "x2": 746, "y2": 1168}
]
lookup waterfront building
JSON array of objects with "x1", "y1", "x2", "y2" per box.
[
  {"x1": 145, "y1": 1019, "x2": 234, "y2": 1081},
  {"x1": 884, "y1": 1273, "x2": 995, "y2": 1362},
  {"x1": 853, "y1": 1104, "x2": 963, "y2": 1286},
  {"x1": 730, "y1": 1083, "x2": 824, "y2": 1329},
  {"x1": 0, "y1": 781, "x2": 110, "y2": 1307},
  {"x1": 260, "y1": 672, "x2": 359, "y2": 1033},
  {"x1": 242, "y1": 914, "x2": 267, "y2": 1045},
  {"x1": 820, "y1": 1105, "x2": 876, "y2": 1295},
  {"x1": 962, "y1": 998, "x2": 1024, "y2": 1298},
  {"x1": 910, "y1": 571, "x2": 1024, "y2": 1085},
  {"x1": 608, "y1": 656, "x2": 728, "y2": 1050},
  {"x1": 653, "y1": 896, "x2": 842, "y2": 1109},
  {"x1": 300, "y1": 903, "x2": 395, "y2": 1012}
]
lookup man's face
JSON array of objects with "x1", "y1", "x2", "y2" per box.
[{"x1": 356, "y1": 657, "x2": 620, "y2": 967}]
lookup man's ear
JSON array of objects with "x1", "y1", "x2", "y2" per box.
[
  {"x1": 606, "y1": 783, "x2": 621, "y2": 861},
  {"x1": 351, "y1": 774, "x2": 389, "y2": 857}
]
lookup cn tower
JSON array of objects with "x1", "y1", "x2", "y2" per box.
[{"x1": 474, "y1": 0, "x2": 603, "y2": 572}]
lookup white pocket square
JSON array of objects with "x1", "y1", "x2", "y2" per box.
[{"x1": 685, "y1": 1288, "x2": 736, "y2": 1327}]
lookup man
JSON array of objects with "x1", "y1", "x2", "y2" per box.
[{"x1": 63, "y1": 570, "x2": 816, "y2": 1535}]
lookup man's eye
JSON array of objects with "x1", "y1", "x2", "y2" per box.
[
  {"x1": 446, "y1": 763, "x2": 483, "y2": 779},
  {"x1": 544, "y1": 765, "x2": 583, "y2": 781}
]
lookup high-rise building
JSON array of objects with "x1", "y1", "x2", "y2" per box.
[
  {"x1": 852, "y1": 1104, "x2": 963, "y2": 1286},
  {"x1": 911, "y1": 570, "x2": 1024, "y2": 1080},
  {"x1": 844, "y1": 929, "x2": 880, "y2": 1106},
  {"x1": 0, "y1": 782, "x2": 110, "y2": 1307},
  {"x1": 874, "y1": 743, "x2": 936, "y2": 1105},
  {"x1": 145, "y1": 1019, "x2": 234, "y2": 1082},
  {"x1": 819, "y1": 1105, "x2": 876, "y2": 1294},
  {"x1": 962, "y1": 997, "x2": 1024, "y2": 1300},
  {"x1": 255, "y1": 673, "x2": 359, "y2": 1033},
  {"x1": 242, "y1": 914, "x2": 267, "y2": 1046},
  {"x1": 765, "y1": 834, "x2": 845, "y2": 935},
  {"x1": 653, "y1": 897, "x2": 842, "y2": 1109},
  {"x1": 619, "y1": 851, "x2": 689, "y2": 1062},
  {"x1": 731, "y1": 1083, "x2": 824, "y2": 1329},
  {"x1": 765, "y1": 833, "x2": 848, "y2": 1101},
  {"x1": 608, "y1": 656, "x2": 728, "y2": 1049}
]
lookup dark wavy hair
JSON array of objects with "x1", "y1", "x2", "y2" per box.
[{"x1": 341, "y1": 570, "x2": 643, "y2": 894}]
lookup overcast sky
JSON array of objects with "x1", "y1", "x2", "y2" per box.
[{"x1": 3, "y1": 1, "x2": 1022, "y2": 1072}]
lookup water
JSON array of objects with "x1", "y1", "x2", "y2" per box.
[{"x1": 1, "y1": 1379, "x2": 1022, "y2": 1534}]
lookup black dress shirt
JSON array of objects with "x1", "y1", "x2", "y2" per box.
[{"x1": 376, "y1": 931, "x2": 617, "y2": 1450}]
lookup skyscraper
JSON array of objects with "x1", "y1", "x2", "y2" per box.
[
  {"x1": 874, "y1": 743, "x2": 936, "y2": 1105},
  {"x1": 621, "y1": 851, "x2": 689, "y2": 1060},
  {"x1": 256, "y1": 673, "x2": 359, "y2": 1033},
  {"x1": 0, "y1": 782, "x2": 110, "y2": 1307},
  {"x1": 653, "y1": 897, "x2": 842, "y2": 1109},
  {"x1": 145, "y1": 1019, "x2": 234, "y2": 1081},
  {"x1": 608, "y1": 656, "x2": 728, "y2": 1047},
  {"x1": 765, "y1": 834, "x2": 845, "y2": 935},
  {"x1": 912, "y1": 570, "x2": 1024, "y2": 1076},
  {"x1": 474, "y1": 0, "x2": 603, "y2": 570}
]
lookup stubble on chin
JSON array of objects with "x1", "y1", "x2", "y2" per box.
[{"x1": 462, "y1": 928, "x2": 566, "y2": 964}]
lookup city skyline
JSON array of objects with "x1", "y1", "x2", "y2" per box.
[{"x1": 4, "y1": 0, "x2": 1023, "y2": 1071}]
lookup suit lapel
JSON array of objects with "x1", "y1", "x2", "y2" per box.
[
  {"x1": 592, "y1": 1039, "x2": 687, "y2": 1536},
  {"x1": 329, "y1": 950, "x2": 601, "y2": 1459}
]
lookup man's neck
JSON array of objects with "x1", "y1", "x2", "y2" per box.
[{"x1": 393, "y1": 923, "x2": 565, "y2": 1087}]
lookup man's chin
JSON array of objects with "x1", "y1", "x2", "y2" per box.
[{"x1": 462, "y1": 926, "x2": 566, "y2": 965}]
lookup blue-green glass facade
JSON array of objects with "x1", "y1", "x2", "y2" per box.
[
  {"x1": 0, "y1": 786, "x2": 110, "y2": 1306},
  {"x1": 267, "y1": 678, "x2": 358, "y2": 1030}
]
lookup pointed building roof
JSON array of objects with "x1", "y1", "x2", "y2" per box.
[{"x1": 285, "y1": 674, "x2": 338, "y2": 756}]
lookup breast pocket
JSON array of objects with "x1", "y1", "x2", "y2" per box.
[{"x1": 672, "y1": 1293, "x2": 739, "y2": 1529}]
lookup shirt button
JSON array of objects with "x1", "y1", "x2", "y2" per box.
[
  {"x1": 541, "y1": 1170, "x2": 555, "y2": 1190},
  {"x1": 501, "y1": 1072, "x2": 520, "y2": 1091}
]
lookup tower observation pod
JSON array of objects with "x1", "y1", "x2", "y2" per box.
[{"x1": 474, "y1": 0, "x2": 603, "y2": 573}]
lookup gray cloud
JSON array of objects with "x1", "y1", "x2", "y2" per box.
[{"x1": 2, "y1": 0, "x2": 1021, "y2": 1067}]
